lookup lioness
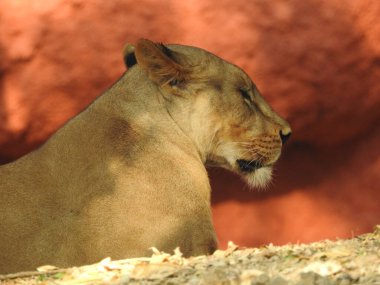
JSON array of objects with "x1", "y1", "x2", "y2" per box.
[{"x1": 0, "y1": 39, "x2": 291, "y2": 274}]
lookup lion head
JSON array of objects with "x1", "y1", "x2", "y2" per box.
[{"x1": 124, "y1": 39, "x2": 291, "y2": 189}]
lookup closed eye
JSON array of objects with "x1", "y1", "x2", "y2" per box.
[{"x1": 239, "y1": 88, "x2": 252, "y2": 102}]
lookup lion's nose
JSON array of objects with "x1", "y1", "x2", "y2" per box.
[{"x1": 279, "y1": 130, "x2": 291, "y2": 144}]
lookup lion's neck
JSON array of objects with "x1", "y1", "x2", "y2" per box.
[{"x1": 43, "y1": 67, "x2": 206, "y2": 173}]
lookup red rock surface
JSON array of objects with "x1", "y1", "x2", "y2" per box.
[{"x1": 1, "y1": 0, "x2": 379, "y2": 248}]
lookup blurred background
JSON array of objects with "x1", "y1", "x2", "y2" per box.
[{"x1": 1, "y1": 0, "x2": 379, "y2": 249}]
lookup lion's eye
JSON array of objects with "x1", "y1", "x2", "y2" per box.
[{"x1": 239, "y1": 88, "x2": 251, "y2": 102}]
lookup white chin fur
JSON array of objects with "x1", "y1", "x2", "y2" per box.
[{"x1": 245, "y1": 166, "x2": 273, "y2": 189}]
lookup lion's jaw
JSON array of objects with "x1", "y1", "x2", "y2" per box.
[{"x1": 207, "y1": 136, "x2": 281, "y2": 189}]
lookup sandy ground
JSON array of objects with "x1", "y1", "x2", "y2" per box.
[{"x1": 1, "y1": 226, "x2": 379, "y2": 285}]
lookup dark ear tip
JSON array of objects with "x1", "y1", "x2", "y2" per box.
[{"x1": 123, "y1": 44, "x2": 137, "y2": 69}]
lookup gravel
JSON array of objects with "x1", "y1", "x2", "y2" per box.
[{"x1": 1, "y1": 226, "x2": 379, "y2": 285}]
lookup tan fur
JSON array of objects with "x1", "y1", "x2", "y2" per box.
[{"x1": 0, "y1": 39, "x2": 291, "y2": 273}]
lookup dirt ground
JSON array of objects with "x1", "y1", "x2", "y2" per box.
[{"x1": 1, "y1": 226, "x2": 379, "y2": 285}]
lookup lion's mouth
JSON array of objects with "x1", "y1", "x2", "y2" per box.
[{"x1": 236, "y1": 159, "x2": 263, "y2": 172}]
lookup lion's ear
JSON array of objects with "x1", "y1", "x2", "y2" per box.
[
  {"x1": 134, "y1": 39, "x2": 187, "y2": 86},
  {"x1": 123, "y1": 44, "x2": 137, "y2": 69}
]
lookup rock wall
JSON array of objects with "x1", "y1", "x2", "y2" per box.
[{"x1": 1, "y1": 0, "x2": 379, "y2": 247}]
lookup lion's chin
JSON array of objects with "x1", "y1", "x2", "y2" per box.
[{"x1": 244, "y1": 166, "x2": 273, "y2": 189}]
